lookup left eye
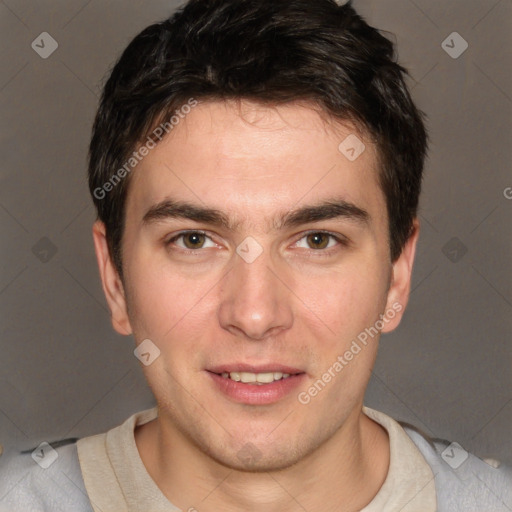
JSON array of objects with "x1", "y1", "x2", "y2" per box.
[
  {"x1": 295, "y1": 232, "x2": 341, "y2": 250},
  {"x1": 168, "y1": 231, "x2": 216, "y2": 250}
]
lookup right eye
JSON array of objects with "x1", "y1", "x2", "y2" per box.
[{"x1": 166, "y1": 231, "x2": 217, "y2": 251}]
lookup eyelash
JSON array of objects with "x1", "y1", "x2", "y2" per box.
[{"x1": 165, "y1": 230, "x2": 348, "y2": 256}]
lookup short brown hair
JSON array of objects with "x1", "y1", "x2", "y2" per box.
[{"x1": 88, "y1": 0, "x2": 428, "y2": 277}]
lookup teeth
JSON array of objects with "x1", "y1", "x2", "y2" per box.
[
  {"x1": 219, "y1": 371, "x2": 294, "y2": 383},
  {"x1": 240, "y1": 372, "x2": 257, "y2": 383}
]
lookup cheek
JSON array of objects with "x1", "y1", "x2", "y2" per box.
[
  {"x1": 124, "y1": 254, "x2": 220, "y2": 353},
  {"x1": 297, "y1": 269, "x2": 386, "y2": 410},
  {"x1": 124, "y1": 258, "x2": 183, "y2": 340},
  {"x1": 291, "y1": 260, "x2": 389, "y2": 347}
]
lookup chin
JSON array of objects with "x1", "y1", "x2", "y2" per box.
[
  {"x1": 217, "y1": 451, "x2": 301, "y2": 473},
  {"x1": 201, "y1": 436, "x2": 307, "y2": 473}
]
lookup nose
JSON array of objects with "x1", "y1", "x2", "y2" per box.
[{"x1": 217, "y1": 248, "x2": 293, "y2": 341}]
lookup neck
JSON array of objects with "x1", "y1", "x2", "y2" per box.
[{"x1": 135, "y1": 407, "x2": 389, "y2": 512}]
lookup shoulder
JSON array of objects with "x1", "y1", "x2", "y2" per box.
[
  {"x1": 0, "y1": 439, "x2": 94, "y2": 512},
  {"x1": 402, "y1": 423, "x2": 512, "y2": 512}
]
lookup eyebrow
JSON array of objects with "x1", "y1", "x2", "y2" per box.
[{"x1": 142, "y1": 198, "x2": 370, "y2": 231}]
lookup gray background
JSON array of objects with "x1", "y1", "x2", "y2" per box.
[{"x1": 0, "y1": 0, "x2": 511, "y2": 469}]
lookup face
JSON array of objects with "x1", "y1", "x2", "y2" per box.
[{"x1": 93, "y1": 100, "x2": 418, "y2": 472}]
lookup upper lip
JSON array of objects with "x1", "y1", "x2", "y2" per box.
[{"x1": 207, "y1": 364, "x2": 304, "y2": 375}]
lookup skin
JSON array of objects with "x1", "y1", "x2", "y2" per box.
[{"x1": 93, "y1": 100, "x2": 419, "y2": 512}]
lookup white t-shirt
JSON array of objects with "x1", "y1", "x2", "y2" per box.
[{"x1": 1, "y1": 406, "x2": 510, "y2": 511}]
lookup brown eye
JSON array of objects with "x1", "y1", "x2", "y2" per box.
[
  {"x1": 306, "y1": 232, "x2": 330, "y2": 249},
  {"x1": 182, "y1": 232, "x2": 206, "y2": 249},
  {"x1": 166, "y1": 231, "x2": 217, "y2": 252}
]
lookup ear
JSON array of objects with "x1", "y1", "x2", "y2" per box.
[
  {"x1": 92, "y1": 220, "x2": 132, "y2": 336},
  {"x1": 381, "y1": 218, "x2": 420, "y2": 333}
]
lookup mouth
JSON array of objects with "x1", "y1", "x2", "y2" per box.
[
  {"x1": 207, "y1": 363, "x2": 305, "y2": 384},
  {"x1": 206, "y1": 365, "x2": 306, "y2": 405},
  {"x1": 208, "y1": 370, "x2": 303, "y2": 385}
]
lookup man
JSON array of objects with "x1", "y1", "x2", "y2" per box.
[{"x1": 1, "y1": 0, "x2": 510, "y2": 510}]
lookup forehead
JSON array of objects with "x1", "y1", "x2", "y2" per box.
[{"x1": 125, "y1": 100, "x2": 385, "y2": 230}]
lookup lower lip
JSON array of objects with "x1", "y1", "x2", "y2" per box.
[{"x1": 207, "y1": 371, "x2": 306, "y2": 405}]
